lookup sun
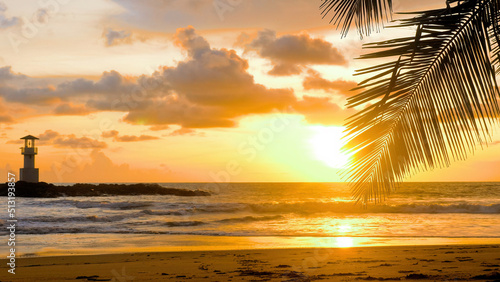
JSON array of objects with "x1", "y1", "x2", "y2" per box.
[{"x1": 309, "y1": 126, "x2": 350, "y2": 169}]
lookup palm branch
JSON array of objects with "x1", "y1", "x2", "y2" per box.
[
  {"x1": 320, "y1": 0, "x2": 393, "y2": 37},
  {"x1": 325, "y1": 0, "x2": 500, "y2": 203}
]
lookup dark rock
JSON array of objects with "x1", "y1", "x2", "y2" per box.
[
  {"x1": 405, "y1": 273, "x2": 430, "y2": 279},
  {"x1": 1, "y1": 181, "x2": 210, "y2": 197},
  {"x1": 76, "y1": 275, "x2": 99, "y2": 279},
  {"x1": 472, "y1": 271, "x2": 500, "y2": 279},
  {"x1": 238, "y1": 270, "x2": 274, "y2": 276}
]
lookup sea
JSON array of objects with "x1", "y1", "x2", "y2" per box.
[{"x1": 2, "y1": 182, "x2": 500, "y2": 256}]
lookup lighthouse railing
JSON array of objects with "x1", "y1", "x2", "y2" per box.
[{"x1": 20, "y1": 147, "x2": 37, "y2": 154}]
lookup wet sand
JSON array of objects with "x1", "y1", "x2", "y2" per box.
[{"x1": 1, "y1": 244, "x2": 499, "y2": 281}]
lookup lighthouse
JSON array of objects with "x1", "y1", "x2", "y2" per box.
[{"x1": 20, "y1": 135, "x2": 39, "y2": 182}]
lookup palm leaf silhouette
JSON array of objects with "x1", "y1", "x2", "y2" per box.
[
  {"x1": 321, "y1": 0, "x2": 393, "y2": 37},
  {"x1": 325, "y1": 0, "x2": 500, "y2": 203}
]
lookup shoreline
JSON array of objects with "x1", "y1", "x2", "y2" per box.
[
  {"x1": 9, "y1": 234, "x2": 500, "y2": 257},
  {"x1": 1, "y1": 244, "x2": 499, "y2": 281}
]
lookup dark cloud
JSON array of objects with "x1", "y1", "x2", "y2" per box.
[
  {"x1": 101, "y1": 130, "x2": 159, "y2": 142},
  {"x1": 0, "y1": 66, "x2": 27, "y2": 81},
  {"x1": 0, "y1": 85, "x2": 61, "y2": 105},
  {"x1": 245, "y1": 30, "x2": 347, "y2": 76},
  {"x1": 103, "y1": 28, "x2": 132, "y2": 46},
  {"x1": 303, "y1": 69, "x2": 359, "y2": 96},
  {"x1": 6, "y1": 130, "x2": 107, "y2": 149},
  {"x1": 38, "y1": 130, "x2": 107, "y2": 149},
  {"x1": 0, "y1": 69, "x2": 138, "y2": 106},
  {"x1": 38, "y1": 129, "x2": 59, "y2": 140},
  {"x1": 0, "y1": 2, "x2": 19, "y2": 29},
  {"x1": 0, "y1": 114, "x2": 14, "y2": 123},
  {"x1": 53, "y1": 103, "x2": 92, "y2": 115}
]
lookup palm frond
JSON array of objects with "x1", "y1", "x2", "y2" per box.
[
  {"x1": 343, "y1": 0, "x2": 500, "y2": 203},
  {"x1": 320, "y1": 0, "x2": 393, "y2": 37},
  {"x1": 489, "y1": 0, "x2": 500, "y2": 73}
]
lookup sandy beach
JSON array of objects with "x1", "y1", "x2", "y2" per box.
[{"x1": 1, "y1": 244, "x2": 499, "y2": 281}]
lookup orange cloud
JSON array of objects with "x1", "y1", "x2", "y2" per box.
[
  {"x1": 53, "y1": 103, "x2": 92, "y2": 115},
  {"x1": 124, "y1": 26, "x2": 297, "y2": 128},
  {"x1": 0, "y1": 114, "x2": 14, "y2": 123},
  {"x1": 101, "y1": 130, "x2": 159, "y2": 142},
  {"x1": 303, "y1": 69, "x2": 359, "y2": 96},
  {"x1": 148, "y1": 125, "x2": 169, "y2": 131},
  {"x1": 245, "y1": 30, "x2": 347, "y2": 76},
  {"x1": 168, "y1": 128, "x2": 202, "y2": 136},
  {"x1": 0, "y1": 27, "x2": 356, "y2": 128},
  {"x1": 39, "y1": 130, "x2": 107, "y2": 149}
]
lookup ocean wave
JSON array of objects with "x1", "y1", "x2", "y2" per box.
[
  {"x1": 2, "y1": 227, "x2": 229, "y2": 236},
  {"x1": 23, "y1": 199, "x2": 500, "y2": 214},
  {"x1": 164, "y1": 201, "x2": 500, "y2": 214},
  {"x1": 4, "y1": 225, "x2": 500, "y2": 238},
  {"x1": 216, "y1": 215, "x2": 284, "y2": 223},
  {"x1": 245, "y1": 202, "x2": 500, "y2": 214},
  {"x1": 142, "y1": 209, "x2": 188, "y2": 216},
  {"x1": 22, "y1": 214, "x2": 132, "y2": 223},
  {"x1": 34, "y1": 199, "x2": 154, "y2": 210},
  {"x1": 193, "y1": 203, "x2": 248, "y2": 213},
  {"x1": 372, "y1": 203, "x2": 500, "y2": 214},
  {"x1": 164, "y1": 221, "x2": 205, "y2": 227}
]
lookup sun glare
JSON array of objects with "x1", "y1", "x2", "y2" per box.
[
  {"x1": 309, "y1": 126, "x2": 350, "y2": 169},
  {"x1": 335, "y1": 237, "x2": 354, "y2": 248}
]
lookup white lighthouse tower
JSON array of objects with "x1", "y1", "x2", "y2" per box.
[{"x1": 20, "y1": 135, "x2": 39, "y2": 182}]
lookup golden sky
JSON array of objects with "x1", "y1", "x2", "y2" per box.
[{"x1": 0, "y1": 0, "x2": 499, "y2": 183}]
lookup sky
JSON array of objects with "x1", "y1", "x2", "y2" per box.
[{"x1": 0, "y1": 0, "x2": 499, "y2": 183}]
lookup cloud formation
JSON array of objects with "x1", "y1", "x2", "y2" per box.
[
  {"x1": 38, "y1": 130, "x2": 107, "y2": 149},
  {"x1": 303, "y1": 69, "x2": 359, "y2": 96},
  {"x1": 103, "y1": 28, "x2": 132, "y2": 46},
  {"x1": 0, "y1": 2, "x2": 19, "y2": 29},
  {"x1": 0, "y1": 114, "x2": 13, "y2": 123},
  {"x1": 101, "y1": 130, "x2": 159, "y2": 142},
  {"x1": 0, "y1": 69, "x2": 138, "y2": 106},
  {"x1": 124, "y1": 26, "x2": 297, "y2": 128},
  {"x1": 245, "y1": 30, "x2": 347, "y2": 76},
  {"x1": 0, "y1": 66, "x2": 26, "y2": 81},
  {"x1": 168, "y1": 127, "x2": 202, "y2": 136},
  {"x1": 53, "y1": 103, "x2": 93, "y2": 115},
  {"x1": 0, "y1": 27, "x2": 356, "y2": 128}
]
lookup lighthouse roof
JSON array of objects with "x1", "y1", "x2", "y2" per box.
[{"x1": 20, "y1": 135, "x2": 39, "y2": 140}]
